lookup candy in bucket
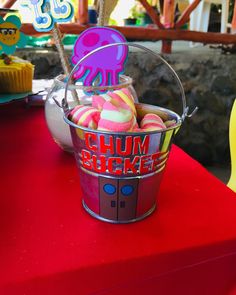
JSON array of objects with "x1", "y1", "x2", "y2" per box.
[{"x1": 62, "y1": 42, "x2": 196, "y2": 223}]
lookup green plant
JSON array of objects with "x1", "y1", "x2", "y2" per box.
[
  {"x1": 108, "y1": 18, "x2": 117, "y2": 26},
  {"x1": 128, "y1": 2, "x2": 144, "y2": 19}
]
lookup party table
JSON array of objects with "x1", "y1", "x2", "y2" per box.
[{"x1": 1, "y1": 102, "x2": 236, "y2": 295}]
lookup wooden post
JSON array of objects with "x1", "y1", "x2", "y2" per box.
[
  {"x1": 162, "y1": 0, "x2": 175, "y2": 29},
  {"x1": 2, "y1": 0, "x2": 17, "y2": 9},
  {"x1": 161, "y1": 0, "x2": 176, "y2": 54},
  {"x1": 139, "y1": 0, "x2": 165, "y2": 29},
  {"x1": 78, "y1": 0, "x2": 88, "y2": 25},
  {"x1": 1, "y1": 0, "x2": 17, "y2": 17},
  {"x1": 21, "y1": 23, "x2": 236, "y2": 45},
  {"x1": 175, "y1": 0, "x2": 201, "y2": 29},
  {"x1": 161, "y1": 40, "x2": 172, "y2": 54}
]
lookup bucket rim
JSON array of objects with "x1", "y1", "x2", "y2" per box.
[{"x1": 64, "y1": 102, "x2": 182, "y2": 136}]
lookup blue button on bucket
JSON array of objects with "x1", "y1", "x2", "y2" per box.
[
  {"x1": 121, "y1": 185, "x2": 134, "y2": 196},
  {"x1": 103, "y1": 184, "x2": 116, "y2": 195}
]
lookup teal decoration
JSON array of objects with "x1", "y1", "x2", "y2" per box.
[
  {"x1": 21, "y1": 0, "x2": 74, "y2": 32},
  {"x1": 0, "y1": 92, "x2": 31, "y2": 104},
  {"x1": 0, "y1": 15, "x2": 28, "y2": 55}
]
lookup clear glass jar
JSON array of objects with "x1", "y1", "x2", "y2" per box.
[{"x1": 44, "y1": 74, "x2": 137, "y2": 152}]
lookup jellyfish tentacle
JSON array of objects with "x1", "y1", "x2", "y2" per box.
[
  {"x1": 99, "y1": 69, "x2": 110, "y2": 86},
  {"x1": 83, "y1": 68, "x2": 100, "y2": 86},
  {"x1": 73, "y1": 65, "x2": 87, "y2": 80},
  {"x1": 110, "y1": 70, "x2": 119, "y2": 86}
]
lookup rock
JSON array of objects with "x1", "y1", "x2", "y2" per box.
[
  {"x1": 32, "y1": 57, "x2": 51, "y2": 78},
  {"x1": 139, "y1": 88, "x2": 172, "y2": 107},
  {"x1": 211, "y1": 76, "x2": 236, "y2": 95}
]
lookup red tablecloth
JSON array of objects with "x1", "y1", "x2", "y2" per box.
[{"x1": 1, "y1": 102, "x2": 236, "y2": 295}]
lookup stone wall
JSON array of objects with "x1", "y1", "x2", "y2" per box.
[
  {"x1": 16, "y1": 47, "x2": 236, "y2": 166},
  {"x1": 126, "y1": 51, "x2": 236, "y2": 166}
]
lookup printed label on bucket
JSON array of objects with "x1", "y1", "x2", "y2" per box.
[{"x1": 71, "y1": 129, "x2": 174, "y2": 177}]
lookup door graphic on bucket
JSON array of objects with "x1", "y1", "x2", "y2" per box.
[{"x1": 99, "y1": 177, "x2": 139, "y2": 221}]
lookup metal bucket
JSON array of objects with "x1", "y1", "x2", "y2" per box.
[{"x1": 62, "y1": 43, "x2": 197, "y2": 223}]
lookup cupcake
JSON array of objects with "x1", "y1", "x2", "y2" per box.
[{"x1": 0, "y1": 54, "x2": 34, "y2": 94}]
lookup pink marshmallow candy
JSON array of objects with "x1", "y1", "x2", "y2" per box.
[
  {"x1": 69, "y1": 105, "x2": 101, "y2": 129},
  {"x1": 97, "y1": 101, "x2": 136, "y2": 132},
  {"x1": 92, "y1": 88, "x2": 136, "y2": 115},
  {"x1": 140, "y1": 113, "x2": 166, "y2": 131}
]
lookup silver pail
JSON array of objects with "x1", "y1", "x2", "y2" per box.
[{"x1": 62, "y1": 43, "x2": 196, "y2": 223}]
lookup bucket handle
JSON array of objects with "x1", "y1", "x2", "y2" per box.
[{"x1": 61, "y1": 42, "x2": 197, "y2": 121}]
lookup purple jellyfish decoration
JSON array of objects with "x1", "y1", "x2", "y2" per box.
[{"x1": 71, "y1": 27, "x2": 128, "y2": 87}]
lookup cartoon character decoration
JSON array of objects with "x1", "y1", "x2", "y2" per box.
[
  {"x1": 21, "y1": 0, "x2": 73, "y2": 32},
  {"x1": 71, "y1": 27, "x2": 128, "y2": 87},
  {"x1": 0, "y1": 15, "x2": 27, "y2": 54}
]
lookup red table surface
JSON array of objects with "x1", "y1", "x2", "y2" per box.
[{"x1": 1, "y1": 102, "x2": 236, "y2": 295}]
